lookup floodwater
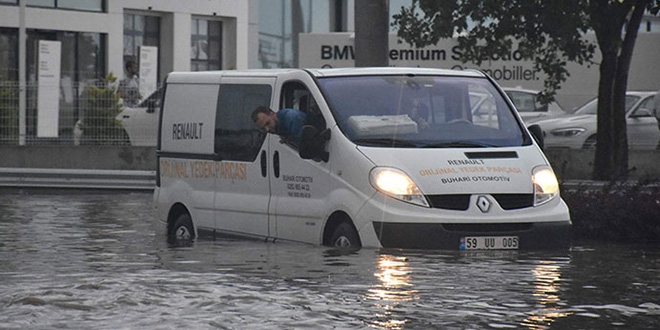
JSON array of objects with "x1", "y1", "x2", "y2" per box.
[{"x1": 0, "y1": 191, "x2": 659, "y2": 330}]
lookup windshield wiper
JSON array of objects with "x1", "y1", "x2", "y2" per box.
[
  {"x1": 353, "y1": 138, "x2": 419, "y2": 147},
  {"x1": 421, "y1": 141, "x2": 496, "y2": 148}
]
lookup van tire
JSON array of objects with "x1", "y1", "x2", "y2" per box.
[
  {"x1": 328, "y1": 222, "x2": 361, "y2": 248},
  {"x1": 169, "y1": 213, "x2": 195, "y2": 241}
]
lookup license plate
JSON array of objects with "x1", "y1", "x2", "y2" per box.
[{"x1": 460, "y1": 236, "x2": 519, "y2": 250}]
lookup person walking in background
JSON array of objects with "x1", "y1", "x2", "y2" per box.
[
  {"x1": 118, "y1": 60, "x2": 141, "y2": 107},
  {"x1": 654, "y1": 88, "x2": 660, "y2": 130},
  {"x1": 654, "y1": 88, "x2": 660, "y2": 149}
]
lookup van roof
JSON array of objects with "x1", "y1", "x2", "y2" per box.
[
  {"x1": 306, "y1": 67, "x2": 484, "y2": 78},
  {"x1": 165, "y1": 67, "x2": 485, "y2": 83}
]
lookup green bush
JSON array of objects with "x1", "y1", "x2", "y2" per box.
[
  {"x1": 561, "y1": 179, "x2": 660, "y2": 243},
  {"x1": 80, "y1": 73, "x2": 128, "y2": 145}
]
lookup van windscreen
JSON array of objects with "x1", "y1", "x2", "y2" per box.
[{"x1": 316, "y1": 75, "x2": 528, "y2": 148}]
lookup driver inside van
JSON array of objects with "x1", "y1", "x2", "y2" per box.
[
  {"x1": 251, "y1": 106, "x2": 308, "y2": 147},
  {"x1": 407, "y1": 97, "x2": 430, "y2": 129}
]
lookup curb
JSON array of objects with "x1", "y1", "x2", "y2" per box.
[{"x1": 0, "y1": 167, "x2": 155, "y2": 191}]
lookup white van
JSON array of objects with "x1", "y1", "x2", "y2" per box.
[{"x1": 154, "y1": 67, "x2": 571, "y2": 250}]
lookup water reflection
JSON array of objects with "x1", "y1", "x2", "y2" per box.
[
  {"x1": 361, "y1": 251, "x2": 577, "y2": 330},
  {"x1": 521, "y1": 260, "x2": 572, "y2": 329},
  {"x1": 365, "y1": 254, "x2": 417, "y2": 329}
]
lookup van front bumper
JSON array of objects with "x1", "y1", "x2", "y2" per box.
[{"x1": 371, "y1": 220, "x2": 572, "y2": 250}]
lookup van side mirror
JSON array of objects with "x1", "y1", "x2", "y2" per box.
[
  {"x1": 299, "y1": 125, "x2": 330, "y2": 162},
  {"x1": 527, "y1": 124, "x2": 544, "y2": 150}
]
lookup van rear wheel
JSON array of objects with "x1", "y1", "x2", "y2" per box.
[
  {"x1": 170, "y1": 213, "x2": 195, "y2": 241},
  {"x1": 328, "y1": 222, "x2": 360, "y2": 248}
]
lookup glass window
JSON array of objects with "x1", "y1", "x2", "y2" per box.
[
  {"x1": 258, "y1": 0, "x2": 332, "y2": 68},
  {"x1": 280, "y1": 81, "x2": 326, "y2": 132},
  {"x1": 214, "y1": 84, "x2": 271, "y2": 161},
  {"x1": 58, "y1": 0, "x2": 103, "y2": 11},
  {"x1": 0, "y1": 28, "x2": 18, "y2": 81},
  {"x1": 26, "y1": 0, "x2": 54, "y2": 7},
  {"x1": 317, "y1": 75, "x2": 525, "y2": 147},
  {"x1": 0, "y1": 28, "x2": 18, "y2": 144},
  {"x1": 633, "y1": 96, "x2": 654, "y2": 117},
  {"x1": 25, "y1": 30, "x2": 105, "y2": 143},
  {"x1": 191, "y1": 18, "x2": 222, "y2": 71},
  {"x1": 506, "y1": 91, "x2": 541, "y2": 113},
  {"x1": 576, "y1": 95, "x2": 641, "y2": 115},
  {"x1": 257, "y1": 0, "x2": 414, "y2": 68},
  {"x1": 123, "y1": 13, "x2": 160, "y2": 73},
  {"x1": 27, "y1": 0, "x2": 103, "y2": 11}
]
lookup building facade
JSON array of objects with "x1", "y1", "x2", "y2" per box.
[
  {"x1": 0, "y1": 0, "x2": 255, "y2": 144},
  {"x1": 1, "y1": 0, "x2": 658, "y2": 145}
]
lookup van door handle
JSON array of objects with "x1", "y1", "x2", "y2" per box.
[
  {"x1": 260, "y1": 150, "x2": 267, "y2": 177},
  {"x1": 273, "y1": 151, "x2": 280, "y2": 178}
]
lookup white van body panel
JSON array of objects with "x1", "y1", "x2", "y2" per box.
[
  {"x1": 357, "y1": 146, "x2": 547, "y2": 195},
  {"x1": 159, "y1": 79, "x2": 219, "y2": 231},
  {"x1": 268, "y1": 70, "x2": 351, "y2": 244},
  {"x1": 160, "y1": 83, "x2": 218, "y2": 154},
  {"x1": 155, "y1": 68, "x2": 572, "y2": 250}
]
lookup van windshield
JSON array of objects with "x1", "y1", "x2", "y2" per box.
[{"x1": 316, "y1": 75, "x2": 528, "y2": 148}]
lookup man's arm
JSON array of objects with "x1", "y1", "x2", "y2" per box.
[{"x1": 280, "y1": 109, "x2": 308, "y2": 146}]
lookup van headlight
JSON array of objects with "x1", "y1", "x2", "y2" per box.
[
  {"x1": 532, "y1": 167, "x2": 559, "y2": 206},
  {"x1": 369, "y1": 167, "x2": 430, "y2": 207}
]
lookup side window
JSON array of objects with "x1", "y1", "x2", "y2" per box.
[
  {"x1": 470, "y1": 93, "x2": 499, "y2": 129},
  {"x1": 215, "y1": 84, "x2": 271, "y2": 161},
  {"x1": 507, "y1": 91, "x2": 538, "y2": 113},
  {"x1": 280, "y1": 81, "x2": 326, "y2": 131},
  {"x1": 632, "y1": 97, "x2": 654, "y2": 117}
]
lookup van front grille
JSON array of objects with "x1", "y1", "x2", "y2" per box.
[
  {"x1": 492, "y1": 194, "x2": 534, "y2": 210},
  {"x1": 426, "y1": 194, "x2": 534, "y2": 211},
  {"x1": 426, "y1": 194, "x2": 471, "y2": 210}
]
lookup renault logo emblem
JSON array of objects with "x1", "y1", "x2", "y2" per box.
[{"x1": 476, "y1": 196, "x2": 491, "y2": 213}]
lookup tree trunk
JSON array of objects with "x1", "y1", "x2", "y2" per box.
[
  {"x1": 354, "y1": 0, "x2": 389, "y2": 67},
  {"x1": 611, "y1": 2, "x2": 646, "y2": 178},
  {"x1": 591, "y1": 0, "x2": 648, "y2": 180},
  {"x1": 593, "y1": 50, "x2": 616, "y2": 180}
]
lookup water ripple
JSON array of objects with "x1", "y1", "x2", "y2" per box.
[{"x1": 1, "y1": 192, "x2": 659, "y2": 329}]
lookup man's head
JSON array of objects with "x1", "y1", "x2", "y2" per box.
[
  {"x1": 252, "y1": 106, "x2": 278, "y2": 133},
  {"x1": 125, "y1": 60, "x2": 138, "y2": 76}
]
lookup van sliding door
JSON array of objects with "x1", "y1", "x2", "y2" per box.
[
  {"x1": 213, "y1": 77, "x2": 275, "y2": 239},
  {"x1": 268, "y1": 75, "x2": 333, "y2": 244}
]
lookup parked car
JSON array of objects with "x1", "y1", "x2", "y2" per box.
[
  {"x1": 116, "y1": 88, "x2": 162, "y2": 146},
  {"x1": 534, "y1": 91, "x2": 659, "y2": 149},
  {"x1": 502, "y1": 87, "x2": 568, "y2": 125}
]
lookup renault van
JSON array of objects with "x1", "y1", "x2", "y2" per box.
[{"x1": 154, "y1": 67, "x2": 571, "y2": 250}]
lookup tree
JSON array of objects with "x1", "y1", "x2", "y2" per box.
[
  {"x1": 79, "y1": 73, "x2": 128, "y2": 145},
  {"x1": 393, "y1": 0, "x2": 660, "y2": 180}
]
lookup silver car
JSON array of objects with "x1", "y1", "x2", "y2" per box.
[
  {"x1": 534, "y1": 91, "x2": 659, "y2": 149},
  {"x1": 116, "y1": 88, "x2": 162, "y2": 146},
  {"x1": 502, "y1": 87, "x2": 567, "y2": 125}
]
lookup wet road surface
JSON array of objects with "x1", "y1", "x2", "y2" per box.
[{"x1": 1, "y1": 190, "x2": 659, "y2": 329}]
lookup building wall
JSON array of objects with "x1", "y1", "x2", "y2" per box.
[{"x1": 0, "y1": 0, "x2": 253, "y2": 82}]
